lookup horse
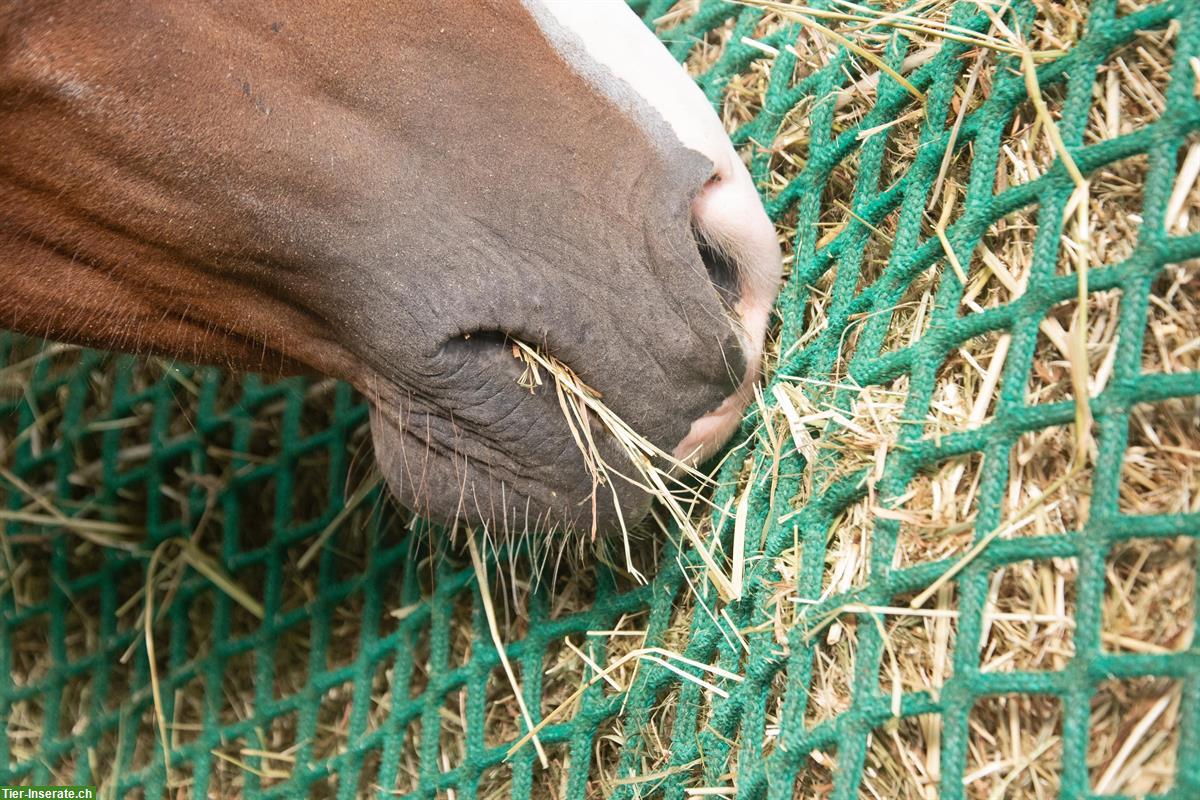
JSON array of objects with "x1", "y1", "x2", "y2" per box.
[{"x1": 0, "y1": 0, "x2": 782, "y2": 535}]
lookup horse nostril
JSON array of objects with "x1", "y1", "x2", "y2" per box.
[{"x1": 694, "y1": 225, "x2": 741, "y2": 310}]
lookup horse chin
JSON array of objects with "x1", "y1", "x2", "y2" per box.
[{"x1": 363, "y1": 377, "x2": 651, "y2": 538}]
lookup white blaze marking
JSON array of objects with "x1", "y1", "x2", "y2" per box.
[{"x1": 525, "y1": 0, "x2": 735, "y2": 175}]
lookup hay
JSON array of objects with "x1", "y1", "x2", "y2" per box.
[
  {"x1": 693, "y1": 0, "x2": 1190, "y2": 796},
  {"x1": 3, "y1": 0, "x2": 1199, "y2": 797},
  {"x1": 0, "y1": 342, "x2": 383, "y2": 795}
]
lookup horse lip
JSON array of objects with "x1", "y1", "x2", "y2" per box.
[
  {"x1": 671, "y1": 363, "x2": 758, "y2": 464},
  {"x1": 671, "y1": 293, "x2": 772, "y2": 464}
]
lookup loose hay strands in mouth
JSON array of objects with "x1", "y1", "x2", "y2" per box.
[{"x1": 509, "y1": 340, "x2": 743, "y2": 602}]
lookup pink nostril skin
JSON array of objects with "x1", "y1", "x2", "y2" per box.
[{"x1": 672, "y1": 154, "x2": 782, "y2": 465}]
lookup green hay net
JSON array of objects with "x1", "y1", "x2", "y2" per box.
[{"x1": 3, "y1": 0, "x2": 1200, "y2": 797}]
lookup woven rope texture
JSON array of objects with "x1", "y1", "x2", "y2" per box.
[{"x1": 2, "y1": 0, "x2": 1199, "y2": 797}]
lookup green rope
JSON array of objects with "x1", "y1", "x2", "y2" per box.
[{"x1": 2, "y1": 1, "x2": 1199, "y2": 797}]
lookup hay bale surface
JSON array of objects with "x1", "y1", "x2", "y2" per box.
[{"x1": 2, "y1": 1, "x2": 1199, "y2": 798}]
